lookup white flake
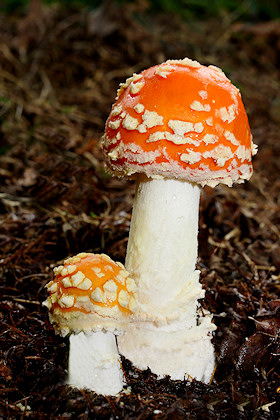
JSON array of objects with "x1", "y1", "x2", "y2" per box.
[
  {"x1": 204, "y1": 145, "x2": 233, "y2": 166},
  {"x1": 47, "y1": 282, "x2": 58, "y2": 293},
  {"x1": 180, "y1": 57, "x2": 201, "y2": 68},
  {"x1": 111, "y1": 104, "x2": 123, "y2": 116},
  {"x1": 224, "y1": 130, "x2": 240, "y2": 146},
  {"x1": 206, "y1": 117, "x2": 213, "y2": 126},
  {"x1": 202, "y1": 134, "x2": 218, "y2": 145},
  {"x1": 168, "y1": 119, "x2": 194, "y2": 136},
  {"x1": 190, "y1": 101, "x2": 211, "y2": 112},
  {"x1": 142, "y1": 110, "x2": 163, "y2": 128},
  {"x1": 235, "y1": 145, "x2": 251, "y2": 162},
  {"x1": 208, "y1": 65, "x2": 227, "y2": 78},
  {"x1": 198, "y1": 90, "x2": 208, "y2": 99},
  {"x1": 148, "y1": 131, "x2": 164, "y2": 143},
  {"x1": 108, "y1": 151, "x2": 119, "y2": 160},
  {"x1": 122, "y1": 114, "x2": 139, "y2": 130},
  {"x1": 137, "y1": 124, "x2": 147, "y2": 133},
  {"x1": 118, "y1": 290, "x2": 130, "y2": 308},
  {"x1": 91, "y1": 287, "x2": 106, "y2": 303},
  {"x1": 116, "y1": 73, "x2": 143, "y2": 98},
  {"x1": 53, "y1": 265, "x2": 63, "y2": 276},
  {"x1": 76, "y1": 295, "x2": 90, "y2": 303},
  {"x1": 217, "y1": 104, "x2": 236, "y2": 123},
  {"x1": 130, "y1": 82, "x2": 145, "y2": 94},
  {"x1": 129, "y1": 296, "x2": 137, "y2": 312},
  {"x1": 194, "y1": 122, "x2": 204, "y2": 133},
  {"x1": 180, "y1": 151, "x2": 202, "y2": 164},
  {"x1": 77, "y1": 253, "x2": 88, "y2": 258},
  {"x1": 251, "y1": 139, "x2": 258, "y2": 156},
  {"x1": 92, "y1": 267, "x2": 105, "y2": 278},
  {"x1": 62, "y1": 277, "x2": 72, "y2": 288},
  {"x1": 126, "y1": 277, "x2": 137, "y2": 293},
  {"x1": 134, "y1": 103, "x2": 145, "y2": 113},
  {"x1": 155, "y1": 64, "x2": 174, "y2": 78},
  {"x1": 108, "y1": 120, "x2": 121, "y2": 130},
  {"x1": 71, "y1": 257, "x2": 81, "y2": 264},
  {"x1": 77, "y1": 278, "x2": 92, "y2": 290},
  {"x1": 67, "y1": 265, "x2": 77, "y2": 275},
  {"x1": 58, "y1": 295, "x2": 75, "y2": 308},
  {"x1": 117, "y1": 270, "x2": 129, "y2": 285},
  {"x1": 61, "y1": 267, "x2": 69, "y2": 277},
  {"x1": 103, "y1": 280, "x2": 118, "y2": 293},
  {"x1": 71, "y1": 271, "x2": 86, "y2": 287}
]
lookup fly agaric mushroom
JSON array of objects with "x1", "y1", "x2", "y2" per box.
[
  {"x1": 43, "y1": 252, "x2": 137, "y2": 395},
  {"x1": 102, "y1": 57, "x2": 257, "y2": 382}
]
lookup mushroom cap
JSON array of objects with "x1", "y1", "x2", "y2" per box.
[
  {"x1": 43, "y1": 253, "x2": 137, "y2": 336},
  {"x1": 102, "y1": 57, "x2": 257, "y2": 187}
]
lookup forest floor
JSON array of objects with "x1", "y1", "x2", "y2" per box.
[{"x1": 0, "y1": 1, "x2": 279, "y2": 418}]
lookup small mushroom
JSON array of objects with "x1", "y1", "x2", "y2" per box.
[
  {"x1": 43, "y1": 252, "x2": 137, "y2": 396},
  {"x1": 102, "y1": 57, "x2": 257, "y2": 381}
]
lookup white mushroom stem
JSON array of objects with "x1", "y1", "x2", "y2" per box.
[
  {"x1": 126, "y1": 174, "x2": 200, "y2": 319},
  {"x1": 118, "y1": 174, "x2": 216, "y2": 381},
  {"x1": 68, "y1": 331, "x2": 125, "y2": 396}
]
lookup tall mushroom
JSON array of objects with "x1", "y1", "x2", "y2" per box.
[
  {"x1": 43, "y1": 252, "x2": 137, "y2": 395},
  {"x1": 102, "y1": 57, "x2": 257, "y2": 382}
]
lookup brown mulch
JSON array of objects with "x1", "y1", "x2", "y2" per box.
[{"x1": 0, "y1": 1, "x2": 279, "y2": 418}]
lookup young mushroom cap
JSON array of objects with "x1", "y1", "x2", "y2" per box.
[
  {"x1": 102, "y1": 57, "x2": 257, "y2": 187},
  {"x1": 44, "y1": 252, "x2": 137, "y2": 336},
  {"x1": 43, "y1": 252, "x2": 137, "y2": 395}
]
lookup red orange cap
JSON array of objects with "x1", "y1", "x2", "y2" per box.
[
  {"x1": 43, "y1": 253, "x2": 137, "y2": 336},
  {"x1": 102, "y1": 58, "x2": 257, "y2": 187}
]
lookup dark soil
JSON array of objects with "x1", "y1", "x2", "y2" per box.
[{"x1": 0, "y1": 1, "x2": 279, "y2": 418}]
